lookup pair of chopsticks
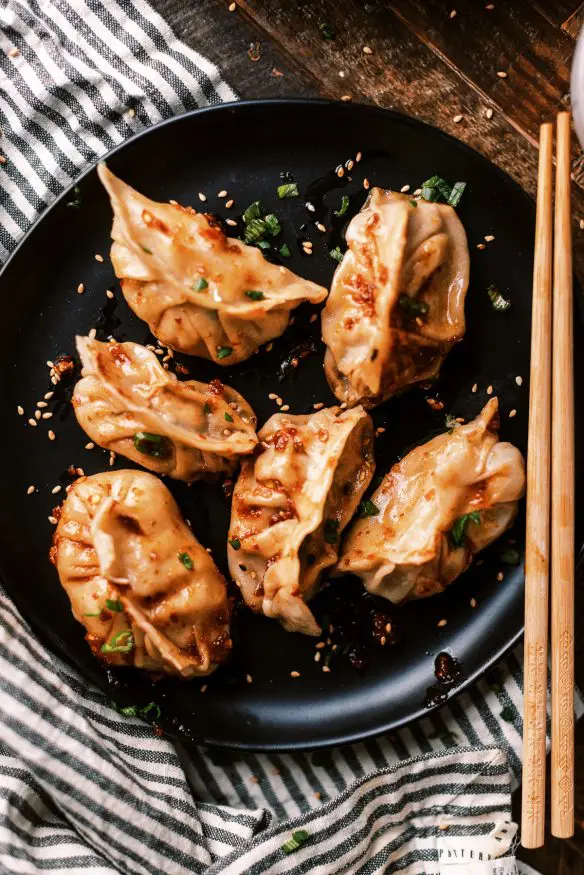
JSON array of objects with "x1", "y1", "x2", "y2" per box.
[{"x1": 522, "y1": 112, "x2": 575, "y2": 848}]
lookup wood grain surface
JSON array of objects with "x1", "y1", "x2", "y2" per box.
[{"x1": 152, "y1": 0, "x2": 584, "y2": 869}]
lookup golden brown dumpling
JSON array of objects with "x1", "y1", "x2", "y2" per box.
[
  {"x1": 51, "y1": 470, "x2": 231, "y2": 676},
  {"x1": 322, "y1": 189, "x2": 470, "y2": 408},
  {"x1": 98, "y1": 164, "x2": 327, "y2": 364},
  {"x1": 72, "y1": 337, "x2": 257, "y2": 481},
  {"x1": 336, "y1": 399, "x2": 525, "y2": 603},
  {"x1": 228, "y1": 406, "x2": 375, "y2": 636}
]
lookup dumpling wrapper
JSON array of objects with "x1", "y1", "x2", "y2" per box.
[
  {"x1": 322, "y1": 188, "x2": 470, "y2": 408},
  {"x1": 98, "y1": 164, "x2": 327, "y2": 364},
  {"x1": 228, "y1": 406, "x2": 375, "y2": 636},
  {"x1": 72, "y1": 337, "x2": 258, "y2": 481},
  {"x1": 336, "y1": 398, "x2": 525, "y2": 603},
  {"x1": 51, "y1": 470, "x2": 231, "y2": 676}
]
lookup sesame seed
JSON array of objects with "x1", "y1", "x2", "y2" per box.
[
  {"x1": 126, "y1": 107, "x2": 136, "y2": 118},
  {"x1": 580, "y1": 219, "x2": 584, "y2": 231},
  {"x1": 155, "y1": 348, "x2": 164, "y2": 355},
  {"x1": 51, "y1": 485, "x2": 62, "y2": 495},
  {"x1": 218, "y1": 190, "x2": 227, "y2": 197},
  {"x1": 34, "y1": 410, "x2": 41, "y2": 420},
  {"x1": 471, "y1": 383, "x2": 478, "y2": 393},
  {"x1": 223, "y1": 429, "x2": 231, "y2": 436},
  {"x1": 200, "y1": 684, "x2": 207, "y2": 693},
  {"x1": 385, "y1": 623, "x2": 392, "y2": 633},
  {"x1": 515, "y1": 376, "x2": 523, "y2": 386},
  {"x1": 477, "y1": 243, "x2": 486, "y2": 249},
  {"x1": 310, "y1": 313, "x2": 317, "y2": 323},
  {"x1": 77, "y1": 283, "x2": 85, "y2": 294},
  {"x1": 314, "y1": 652, "x2": 321, "y2": 662},
  {"x1": 302, "y1": 246, "x2": 312, "y2": 255},
  {"x1": 376, "y1": 427, "x2": 386, "y2": 436},
  {"x1": 46, "y1": 360, "x2": 54, "y2": 368},
  {"x1": 453, "y1": 114, "x2": 463, "y2": 123},
  {"x1": 484, "y1": 235, "x2": 495, "y2": 242},
  {"x1": 486, "y1": 3, "x2": 494, "y2": 8},
  {"x1": 347, "y1": 159, "x2": 354, "y2": 170},
  {"x1": 276, "y1": 396, "x2": 283, "y2": 406},
  {"x1": 316, "y1": 222, "x2": 327, "y2": 232},
  {"x1": 497, "y1": 70, "x2": 507, "y2": 78},
  {"x1": 339, "y1": 71, "x2": 345, "y2": 77},
  {"x1": 362, "y1": 45, "x2": 373, "y2": 54},
  {"x1": 44, "y1": 392, "x2": 54, "y2": 400},
  {"x1": 413, "y1": 188, "x2": 422, "y2": 196},
  {"x1": 17, "y1": 405, "x2": 24, "y2": 415},
  {"x1": 363, "y1": 178, "x2": 370, "y2": 190},
  {"x1": 85, "y1": 442, "x2": 95, "y2": 450},
  {"x1": 42, "y1": 412, "x2": 53, "y2": 419},
  {"x1": 306, "y1": 202, "x2": 316, "y2": 213},
  {"x1": 48, "y1": 516, "x2": 58, "y2": 525},
  {"x1": 268, "y1": 393, "x2": 277, "y2": 400},
  {"x1": 26, "y1": 485, "x2": 35, "y2": 495},
  {"x1": 355, "y1": 151, "x2": 362, "y2": 162},
  {"x1": 106, "y1": 289, "x2": 114, "y2": 299},
  {"x1": 380, "y1": 635, "x2": 386, "y2": 645},
  {"x1": 340, "y1": 402, "x2": 348, "y2": 409},
  {"x1": 198, "y1": 192, "x2": 207, "y2": 202},
  {"x1": 485, "y1": 108, "x2": 494, "y2": 119},
  {"x1": 109, "y1": 450, "x2": 115, "y2": 465},
  {"x1": 450, "y1": 9, "x2": 457, "y2": 17},
  {"x1": 290, "y1": 670, "x2": 300, "y2": 678},
  {"x1": 439, "y1": 823, "x2": 449, "y2": 831},
  {"x1": 48, "y1": 430, "x2": 56, "y2": 440},
  {"x1": 265, "y1": 342, "x2": 273, "y2": 352},
  {"x1": 400, "y1": 184, "x2": 411, "y2": 193},
  {"x1": 246, "y1": 674, "x2": 253, "y2": 684},
  {"x1": 487, "y1": 385, "x2": 493, "y2": 395},
  {"x1": 225, "y1": 199, "x2": 234, "y2": 208},
  {"x1": 226, "y1": 218, "x2": 237, "y2": 226},
  {"x1": 280, "y1": 404, "x2": 290, "y2": 412},
  {"x1": 341, "y1": 95, "x2": 352, "y2": 102},
  {"x1": 470, "y1": 597, "x2": 477, "y2": 608},
  {"x1": 509, "y1": 409, "x2": 517, "y2": 418},
  {"x1": 94, "y1": 254, "x2": 104, "y2": 263},
  {"x1": 37, "y1": 401, "x2": 47, "y2": 408},
  {"x1": 0, "y1": 155, "x2": 6, "y2": 165},
  {"x1": 316, "y1": 641, "x2": 325, "y2": 649},
  {"x1": 28, "y1": 418, "x2": 37, "y2": 427},
  {"x1": 497, "y1": 571, "x2": 504, "y2": 581},
  {"x1": 313, "y1": 402, "x2": 324, "y2": 410},
  {"x1": 336, "y1": 166, "x2": 345, "y2": 178},
  {"x1": 50, "y1": 376, "x2": 58, "y2": 385},
  {"x1": 322, "y1": 665, "x2": 331, "y2": 673},
  {"x1": 8, "y1": 47, "x2": 19, "y2": 58},
  {"x1": 437, "y1": 618, "x2": 447, "y2": 627},
  {"x1": 229, "y1": 1, "x2": 236, "y2": 10}
]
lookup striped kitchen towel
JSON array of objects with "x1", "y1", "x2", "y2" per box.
[{"x1": 0, "y1": 1, "x2": 576, "y2": 872}]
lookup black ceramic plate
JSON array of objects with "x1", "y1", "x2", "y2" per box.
[{"x1": 1, "y1": 99, "x2": 582, "y2": 751}]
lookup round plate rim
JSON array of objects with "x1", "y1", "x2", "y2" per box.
[{"x1": 0, "y1": 97, "x2": 577, "y2": 752}]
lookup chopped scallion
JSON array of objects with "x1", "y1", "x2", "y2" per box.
[
  {"x1": 217, "y1": 346, "x2": 233, "y2": 360},
  {"x1": 244, "y1": 290, "x2": 265, "y2": 301},
  {"x1": 334, "y1": 195, "x2": 350, "y2": 217},
  {"x1": 487, "y1": 284, "x2": 511, "y2": 312},
  {"x1": 101, "y1": 630, "x2": 134, "y2": 654},
  {"x1": 277, "y1": 183, "x2": 299, "y2": 199},
  {"x1": 193, "y1": 277, "x2": 208, "y2": 291},
  {"x1": 106, "y1": 598, "x2": 123, "y2": 613}
]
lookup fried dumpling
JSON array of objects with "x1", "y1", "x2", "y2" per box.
[
  {"x1": 322, "y1": 188, "x2": 470, "y2": 408},
  {"x1": 228, "y1": 406, "x2": 375, "y2": 636},
  {"x1": 336, "y1": 398, "x2": 525, "y2": 603},
  {"x1": 51, "y1": 470, "x2": 231, "y2": 676},
  {"x1": 98, "y1": 164, "x2": 327, "y2": 364},
  {"x1": 72, "y1": 337, "x2": 257, "y2": 481}
]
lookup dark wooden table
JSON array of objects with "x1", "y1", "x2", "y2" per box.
[{"x1": 152, "y1": 2, "x2": 584, "y2": 870}]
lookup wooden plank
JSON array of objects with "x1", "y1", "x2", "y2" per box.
[
  {"x1": 527, "y1": 1, "x2": 583, "y2": 28},
  {"x1": 563, "y1": 4, "x2": 584, "y2": 39}
]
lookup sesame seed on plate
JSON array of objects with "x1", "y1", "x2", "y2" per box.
[
  {"x1": 316, "y1": 222, "x2": 327, "y2": 233},
  {"x1": 336, "y1": 166, "x2": 345, "y2": 178},
  {"x1": 310, "y1": 313, "x2": 318, "y2": 323},
  {"x1": 44, "y1": 391, "x2": 54, "y2": 400},
  {"x1": 471, "y1": 383, "x2": 478, "y2": 393},
  {"x1": 109, "y1": 450, "x2": 116, "y2": 465},
  {"x1": 42, "y1": 412, "x2": 53, "y2": 419},
  {"x1": 355, "y1": 151, "x2": 362, "y2": 162},
  {"x1": 28, "y1": 418, "x2": 37, "y2": 427},
  {"x1": 346, "y1": 159, "x2": 354, "y2": 171},
  {"x1": 380, "y1": 635, "x2": 386, "y2": 646},
  {"x1": 484, "y1": 235, "x2": 495, "y2": 242},
  {"x1": 290, "y1": 670, "x2": 300, "y2": 678},
  {"x1": 48, "y1": 516, "x2": 58, "y2": 525},
  {"x1": 341, "y1": 95, "x2": 352, "y2": 102},
  {"x1": 362, "y1": 45, "x2": 373, "y2": 54},
  {"x1": 363, "y1": 178, "x2": 370, "y2": 190},
  {"x1": 77, "y1": 283, "x2": 85, "y2": 294},
  {"x1": 580, "y1": 219, "x2": 584, "y2": 230},
  {"x1": 497, "y1": 571, "x2": 504, "y2": 581},
  {"x1": 218, "y1": 190, "x2": 227, "y2": 197},
  {"x1": 316, "y1": 641, "x2": 325, "y2": 649},
  {"x1": 37, "y1": 401, "x2": 47, "y2": 408},
  {"x1": 268, "y1": 393, "x2": 277, "y2": 400},
  {"x1": 225, "y1": 199, "x2": 234, "y2": 208},
  {"x1": 228, "y1": 2, "x2": 236, "y2": 10},
  {"x1": 17, "y1": 405, "x2": 24, "y2": 415},
  {"x1": 51, "y1": 485, "x2": 62, "y2": 495},
  {"x1": 276, "y1": 396, "x2": 283, "y2": 406},
  {"x1": 280, "y1": 404, "x2": 290, "y2": 412},
  {"x1": 226, "y1": 218, "x2": 237, "y2": 226},
  {"x1": 106, "y1": 289, "x2": 114, "y2": 299},
  {"x1": 497, "y1": 70, "x2": 507, "y2": 78},
  {"x1": 314, "y1": 652, "x2": 321, "y2": 662},
  {"x1": 313, "y1": 402, "x2": 324, "y2": 410},
  {"x1": 126, "y1": 107, "x2": 136, "y2": 118},
  {"x1": 515, "y1": 376, "x2": 523, "y2": 386},
  {"x1": 450, "y1": 9, "x2": 457, "y2": 17},
  {"x1": 486, "y1": 3, "x2": 494, "y2": 8},
  {"x1": 26, "y1": 485, "x2": 35, "y2": 495},
  {"x1": 453, "y1": 114, "x2": 463, "y2": 123},
  {"x1": 477, "y1": 243, "x2": 486, "y2": 249},
  {"x1": 470, "y1": 597, "x2": 477, "y2": 608},
  {"x1": 509, "y1": 409, "x2": 517, "y2": 418},
  {"x1": 322, "y1": 665, "x2": 331, "y2": 673},
  {"x1": 306, "y1": 202, "x2": 316, "y2": 212},
  {"x1": 246, "y1": 674, "x2": 253, "y2": 684},
  {"x1": 485, "y1": 108, "x2": 494, "y2": 119},
  {"x1": 94, "y1": 254, "x2": 104, "y2": 263},
  {"x1": 400, "y1": 184, "x2": 411, "y2": 193},
  {"x1": 486, "y1": 385, "x2": 493, "y2": 395},
  {"x1": 34, "y1": 409, "x2": 41, "y2": 420},
  {"x1": 437, "y1": 618, "x2": 447, "y2": 627},
  {"x1": 198, "y1": 192, "x2": 207, "y2": 202},
  {"x1": 48, "y1": 430, "x2": 56, "y2": 440},
  {"x1": 85, "y1": 442, "x2": 95, "y2": 450},
  {"x1": 8, "y1": 47, "x2": 19, "y2": 57},
  {"x1": 265, "y1": 342, "x2": 273, "y2": 352},
  {"x1": 200, "y1": 684, "x2": 207, "y2": 693}
]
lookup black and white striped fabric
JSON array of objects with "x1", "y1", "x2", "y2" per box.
[{"x1": 0, "y1": 2, "x2": 572, "y2": 872}]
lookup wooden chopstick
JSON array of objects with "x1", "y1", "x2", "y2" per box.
[
  {"x1": 551, "y1": 110, "x2": 575, "y2": 839},
  {"x1": 521, "y1": 121, "x2": 553, "y2": 850}
]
